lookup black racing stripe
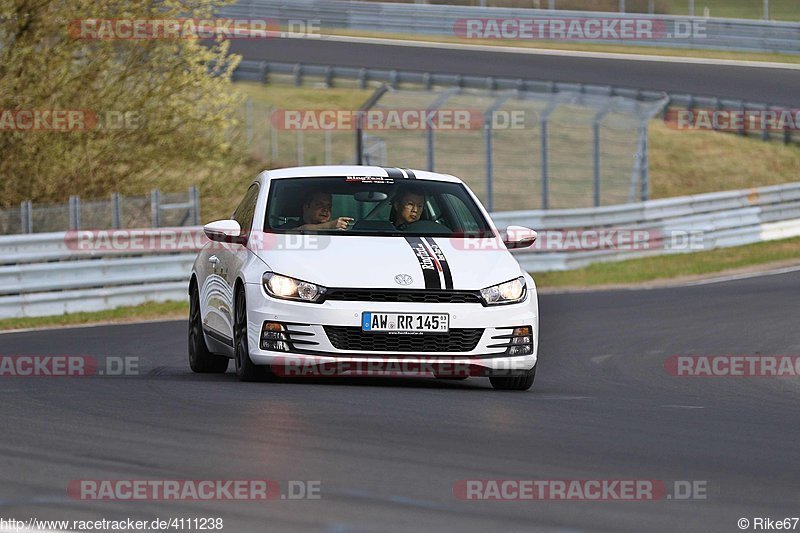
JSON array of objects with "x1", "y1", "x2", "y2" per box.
[
  {"x1": 404, "y1": 236, "x2": 441, "y2": 289},
  {"x1": 382, "y1": 167, "x2": 405, "y2": 179},
  {"x1": 424, "y1": 238, "x2": 454, "y2": 290},
  {"x1": 402, "y1": 168, "x2": 417, "y2": 179}
]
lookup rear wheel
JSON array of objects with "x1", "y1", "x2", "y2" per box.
[
  {"x1": 489, "y1": 365, "x2": 536, "y2": 391},
  {"x1": 188, "y1": 283, "x2": 229, "y2": 374},
  {"x1": 234, "y1": 287, "x2": 266, "y2": 382}
]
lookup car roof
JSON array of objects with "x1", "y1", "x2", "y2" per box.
[{"x1": 264, "y1": 165, "x2": 462, "y2": 183}]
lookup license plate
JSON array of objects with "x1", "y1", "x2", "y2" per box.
[{"x1": 361, "y1": 312, "x2": 449, "y2": 333}]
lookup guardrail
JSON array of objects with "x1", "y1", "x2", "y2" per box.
[
  {"x1": 235, "y1": 60, "x2": 798, "y2": 146},
  {"x1": 2, "y1": 182, "x2": 799, "y2": 318},
  {"x1": 220, "y1": 0, "x2": 800, "y2": 54},
  {"x1": 0, "y1": 228, "x2": 203, "y2": 319}
]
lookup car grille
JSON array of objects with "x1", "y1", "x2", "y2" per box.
[
  {"x1": 324, "y1": 289, "x2": 482, "y2": 304},
  {"x1": 323, "y1": 326, "x2": 484, "y2": 352}
]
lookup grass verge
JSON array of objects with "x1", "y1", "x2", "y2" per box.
[
  {"x1": 531, "y1": 236, "x2": 800, "y2": 288},
  {"x1": 0, "y1": 300, "x2": 188, "y2": 332}
]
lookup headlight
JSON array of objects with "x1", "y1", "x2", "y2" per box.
[
  {"x1": 262, "y1": 272, "x2": 327, "y2": 303},
  {"x1": 480, "y1": 277, "x2": 526, "y2": 306}
]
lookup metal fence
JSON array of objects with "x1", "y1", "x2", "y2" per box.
[
  {"x1": 0, "y1": 187, "x2": 201, "y2": 236},
  {"x1": 220, "y1": 0, "x2": 800, "y2": 54},
  {"x1": 235, "y1": 60, "x2": 799, "y2": 147},
  {"x1": 239, "y1": 81, "x2": 667, "y2": 210},
  {"x1": 3, "y1": 181, "x2": 799, "y2": 318}
]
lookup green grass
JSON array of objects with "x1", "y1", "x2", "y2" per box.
[
  {"x1": 668, "y1": 0, "x2": 800, "y2": 21},
  {"x1": 532, "y1": 236, "x2": 800, "y2": 288},
  {"x1": 0, "y1": 300, "x2": 188, "y2": 332}
]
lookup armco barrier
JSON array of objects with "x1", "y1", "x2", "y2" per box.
[
  {"x1": 220, "y1": 0, "x2": 800, "y2": 54},
  {"x1": 1, "y1": 182, "x2": 799, "y2": 318}
]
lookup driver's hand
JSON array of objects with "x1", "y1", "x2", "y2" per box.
[{"x1": 327, "y1": 217, "x2": 353, "y2": 230}]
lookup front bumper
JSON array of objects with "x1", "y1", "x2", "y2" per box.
[{"x1": 243, "y1": 282, "x2": 539, "y2": 374}]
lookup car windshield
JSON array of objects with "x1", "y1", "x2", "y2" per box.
[{"x1": 264, "y1": 176, "x2": 494, "y2": 237}]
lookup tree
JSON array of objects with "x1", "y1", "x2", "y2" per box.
[{"x1": 0, "y1": 0, "x2": 244, "y2": 205}]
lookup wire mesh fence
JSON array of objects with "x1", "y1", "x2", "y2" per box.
[
  {"x1": 0, "y1": 187, "x2": 200, "y2": 235},
  {"x1": 244, "y1": 83, "x2": 667, "y2": 211}
]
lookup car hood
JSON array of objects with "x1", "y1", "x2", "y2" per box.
[{"x1": 251, "y1": 235, "x2": 522, "y2": 290}]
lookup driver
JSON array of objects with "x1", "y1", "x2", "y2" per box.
[
  {"x1": 282, "y1": 191, "x2": 352, "y2": 231},
  {"x1": 390, "y1": 188, "x2": 425, "y2": 230}
]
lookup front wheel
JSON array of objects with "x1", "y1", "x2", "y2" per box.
[
  {"x1": 234, "y1": 288, "x2": 266, "y2": 382},
  {"x1": 189, "y1": 284, "x2": 229, "y2": 374},
  {"x1": 489, "y1": 365, "x2": 536, "y2": 391}
]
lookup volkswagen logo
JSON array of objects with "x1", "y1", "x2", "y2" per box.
[{"x1": 394, "y1": 274, "x2": 413, "y2": 286}]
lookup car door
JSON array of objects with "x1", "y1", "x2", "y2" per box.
[{"x1": 204, "y1": 183, "x2": 260, "y2": 344}]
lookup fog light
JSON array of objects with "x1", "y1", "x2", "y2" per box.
[
  {"x1": 507, "y1": 326, "x2": 532, "y2": 355},
  {"x1": 261, "y1": 322, "x2": 290, "y2": 351},
  {"x1": 509, "y1": 345, "x2": 532, "y2": 356}
]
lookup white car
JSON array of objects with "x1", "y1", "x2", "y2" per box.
[{"x1": 189, "y1": 166, "x2": 540, "y2": 390}]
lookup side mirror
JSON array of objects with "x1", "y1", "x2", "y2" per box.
[
  {"x1": 203, "y1": 219, "x2": 242, "y2": 243},
  {"x1": 503, "y1": 225, "x2": 537, "y2": 249}
]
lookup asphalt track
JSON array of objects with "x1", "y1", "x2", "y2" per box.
[
  {"x1": 2, "y1": 270, "x2": 799, "y2": 532},
  {"x1": 229, "y1": 37, "x2": 800, "y2": 107}
]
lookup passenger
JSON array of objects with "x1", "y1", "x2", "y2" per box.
[{"x1": 390, "y1": 189, "x2": 425, "y2": 230}]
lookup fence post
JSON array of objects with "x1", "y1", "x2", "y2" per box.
[
  {"x1": 189, "y1": 186, "x2": 201, "y2": 225},
  {"x1": 324, "y1": 129, "x2": 332, "y2": 165},
  {"x1": 245, "y1": 98, "x2": 254, "y2": 146},
  {"x1": 150, "y1": 189, "x2": 161, "y2": 228},
  {"x1": 356, "y1": 110, "x2": 364, "y2": 164},
  {"x1": 293, "y1": 63, "x2": 303, "y2": 86},
  {"x1": 540, "y1": 119, "x2": 549, "y2": 209},
  {"x1": 426, "y1": 124, "x2": 435, "y2": 172},
  {"x1": 689, "y1": 0, "x2": 695, "y2": 16},
  {"x1": 484, "y1": 116, "x2": 493, "y2": 213},
  {"x1": 619, "y1": 0, "x2": 625, "y2": 13},
  {"x1": 20, "y1": 200, "x2": 32, "y2": 234},
  {"x1": 639, "y1": 124, "x2": 649, "y2": 202},
  {"x1": 297, "y1": 130, "x2": 304, "y2": 166},
  {"x1": 69, "y1": 195, "x2": 80, "y2": 231},
  {"x1": 112, "y1": 192, "x2": 122, "y2": 229},
  {"x1": 593, "y1": 122, "x2": 601, "y2": 207},
  {"x1": 270, "y1": 107, "x2": 278, "y2": 162}
]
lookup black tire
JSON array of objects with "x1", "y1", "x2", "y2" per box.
[
  {"x1": 234, "y1": 287, "x2": 266, "y2": 382},
  {"x1": 189, "y1": 283, "x2": 229, "y2": 374},
  {"x1": 489, "y1": 365, "x2": 536, "y2": 391}
]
